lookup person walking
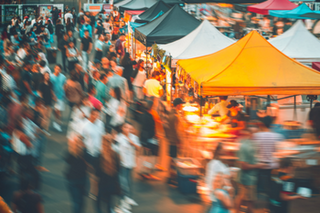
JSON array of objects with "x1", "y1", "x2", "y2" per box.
[
  {"x1": 80, "y1": 30, "x2": 92, "y2": 72},
  {"x1": 120, "y1": 53, "x2": 137, "y2": 95},
  {"x1": 132, "y1": 59, "x2": 146, "y2": 101},
  {"x1": 96, "y1": 135, "x2": 121, "y2": 213},
  {"x1": 95, "y1": 34, "x2": 104, "y2": 62},
  {"x1": 38, "y1": 71, "x2": 56, "y2": 131},
  {"x1": 116, "y1": 122, "x2": 140, "y2": 211},
  {"x1": 64, "y1": 136, "x2": 87, "y2": 213},
  {"x1": 66, "y1": 41, "x2": 80, "y2": 72},
  {"x1": 55, "y1": 19, "x2": 65, "y2": 44},
  {"x1": 50, "y1": 64, "x2": 66, "y2": 132},
  {"x1": 58, "y1": 34, "x2": 69, "y2": 73}
]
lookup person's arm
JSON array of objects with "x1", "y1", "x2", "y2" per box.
[
  {"x1": 66, "y1": 48, "x2": 70, "y2": 58},
  {"x1": 280, "y1": 193, "x2": 305, "y2": 201},
  {"x1": 215, "y1": 190, "x2": 233, "y2": 209},
  {"x1": 208, "y1": 104, "x2": 219, "y2": 115},
  {"x1": 239, "y1": 161, "x2": 265, "y2": 170},
  {"x1": 88, "y1": 42, "x2": 93, "y2": 54},
  {"x1": 23, "y1": 80, "x2": 32, "y2": 94}
]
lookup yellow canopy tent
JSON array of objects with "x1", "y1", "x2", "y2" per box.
[{"x1": 178, "y1": 31, "x2": 320, "y2": 96}]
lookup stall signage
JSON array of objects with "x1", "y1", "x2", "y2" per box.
[
  {"x1": 39, "y1": 5, "x2": 53, "y2": 18},
  {"x1": 103, "y1": 4, "x2": 112, "y2": 14},
  {"x1": 4, "y1": 6, "x2": 19, "y2": 23},
  {"x1": 22, "y1": 5, "x2": 38, "y2": 19}
]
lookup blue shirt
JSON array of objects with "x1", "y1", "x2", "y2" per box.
[
  {"x1": 50, "y1": 73, "x2": 66, "y2": 100},
  {"x1": 95, "y1": 40, "x2": 103, "y2": 51},
  {"x1": 80, "y1": 24, "x2": 92, "y2": 38}
]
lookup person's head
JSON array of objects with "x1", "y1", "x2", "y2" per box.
[
  {"x1": 84, "y1": 29, "x2": 89, "y2": 37},
  {"x1": 69, "y1": 70, "x2": 78, "y2": 81},
  {"x1": 99, "y1": 34, "x2": 104, "y2": 41},
  {"x1": 173, "y1": 98, "x2": 184, "y2": 110},
  {"x1": 56, "y1": 18, "x2": 61, "y2": 25},
  {"x1": 110, "y1": 59, "x2": 117, "y2": 68},
  {"x1": 68, "y1": 30, "x2": 73, "y2": 38},
  {"x1": 227, "y1": 100, "x2": 240, "y2": 113},
  {"x1": 35, "y1": 97, "x2": 44, "y2": 108},
  {"x1": 152, "y1": 71, "x2": 161, "y2": 81},
  {"x1": 54, "y1": 64, "x2": 62, "y2": 75},
  {"x1": 39, "y1": 60, "x2": 46, "y2": 68},
  {"x1": 100, "y1": 73, "x2": 108, "y2": 83},
  {"x1": 261, "y1": 116, "x2": 273, "y2": 129},
  {"x1": 89, "y1": 108, "x2": 100, "y2": 122},
  {"x1": 219, "y1": 96, "x2": 228, "y2": 101},
  {"x1": 43, "y1": 71, "x2": 50, "y2": 82},
  {"x1": 137, "y1": 59, "x2": 145, "y2": 69},
  {"x1": 111, "y1": 87, "x2": 121, "y2": 101},
  {"x1": 75, "y1": 63, "x2": 83, "y2": 73},
  {"x1": 120, "y1": 122, "x2": 132, "y2": 136},
  {"x1": 32, "y1": 64, "x2": 40, "y2": 73},
  {"x1": 119, "y1": 33, "x2": 126, "y2": 41},
  {"x1": 88, "y1": 84, "x2": 96, "y2": 96},
  {"x1": 68, "y1": 41, "x2": 74, "y2": 48},
  {"x1": 64, "y1": 33, "x2": 69, "y2": 40},
  {"x1": 101, "y1": 57, "x2": 109, "y2": 68},
  {"x1": 213, "y1": 143, "x2": 225, "y2": 160},
  {"x1": 92, "y1": 70, "x2": 100, "y2": 80},
  {"x1": 279, "y1": 157, "x2": 294, "y2": 174},
  {"x1": 23, "y1": 61, "x2": 32, "y2": 71}
]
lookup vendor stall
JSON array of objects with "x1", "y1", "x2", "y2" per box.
[
  {"x1": 269, "y1": 20, "x2": 320, "y2": 63},
  {"x1": 269, "y1": 3, "x2": 320, "y2": 19},
  {"x1": 247, "y1": 0, "x2": 297, "y2": 15},
  {"x1": 135, "y1": 0, "x2": 171, "y2": 23},
  {"x1": 158, "y1": 19, "x2": 235, "y2": 59},
  {"x1": 135, "y1": 4, "x2": 201, "y2": 46},
  {"x1": 120, "y1": 0, "x2": 157, "y2": 11}
]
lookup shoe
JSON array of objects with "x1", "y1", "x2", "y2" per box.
[
  {"x1": 53, "y1": 122, "x2": 62, "y2": 132},
  {"x1": 125, "y1": 196, "x2": 138, "y2": 206},
  {"x1": 120, "y1": 200, "x2": 131, "y2": 210},
  {"x1": 148, "y1": 174, "x2": 161, "y2": 181}
]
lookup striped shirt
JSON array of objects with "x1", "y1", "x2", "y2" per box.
[{"x1": 253, "y1": 131, "x2": 284, "y2": 169}]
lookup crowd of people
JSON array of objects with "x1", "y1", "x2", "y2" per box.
[
  {"x1": 0, "y1": 5, "x2": 170, "y2": 213},
  {"x1": 0, "y1": 4, "x2": 316, "y2": 213}
]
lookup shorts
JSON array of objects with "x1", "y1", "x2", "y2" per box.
[
  {"x1": 169, "y1": 145, "x2": 177, "y2": 158},
  {"x1": 237, "y1": 183, "x2": 256, "y2": 201},
  {"x1": 54, "y1": 99, "x2": 65, "y2": 111}
]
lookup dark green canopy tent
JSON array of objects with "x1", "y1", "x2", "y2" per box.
[
  {"x1": 135, "y1": 5, "x2": 200, "y2": 46},
  {"x1": 136, "y1": 0, "x2": 171, "y2": 23}
]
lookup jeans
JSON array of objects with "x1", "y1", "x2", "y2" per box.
[
  {"x1": 257, "y1": 169, "x2": 272, "y2": 196},
  {"x1": 97, "y1": 173, "x2": 118, "y2": 213},
  {"x1": 82, "y1": 51, "x2": 89, "y2": 72},
  {"x1": 33, "y1": 133, "x2": 47, "y2": 166},
  {"x1": 67, "y1": 178, "x2": 86, "y2": 213},
  {"x1": 61, "y1": 51, "x2": 68, "y2": 73},
  {"x1": 120, "y1": 167, "x2": 133, "y2": 198}
]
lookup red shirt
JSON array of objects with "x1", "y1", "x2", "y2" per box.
[{"x1": 89, "y1": 95, "x2": 102, "y2": 111}]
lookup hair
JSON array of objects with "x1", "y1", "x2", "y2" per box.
[
  {"x1": 90, "y1": 108, "x2": 100, "y2": 114},
  {"x1": 120, "y1": 52, "x2": 131, "y2": 66},
  {"x1": 219, "y1": 96, "x2": 228, "y2": 101},
  {"x1": 55, "y1": 64, "x2": 62, "y2": 70},
  {"x1": 213, "y1": 143, "x2": 223, "y2": 160},
  {"x1": 152, "y1": 71, "x2": 160, "y2": 78},
  {"x1": 69, "y1": 70, "x2": 78, "y2": 81},
  {"x1": 113, "y1": 87, "x2": 121, "y2": 101},
  {"x1": 262, "y1": 116, "x2": 273, "y2": 129},
  {"x1": 39, "y1": 60, "x2": 46, "y2": 67},
  {"x1": 88, "y1": 84, "x2": 95, "y2": 94},
  {"x1": 279, "y1": 158, "x2": 293, "y2": 169},
  {"x1": 99, "y1": 73, "x2": 106, "y2": 80}
]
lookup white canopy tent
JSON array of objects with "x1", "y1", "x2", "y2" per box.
[
  {"x1": 158, "y1": 20, "x2": 235, "y2": 59},
  {"x1": 114, "y1": 0, "x2": 132, "y2": 8},
  {"x1": 269, "y1": 20, "x2": 320, "y2": 63}
]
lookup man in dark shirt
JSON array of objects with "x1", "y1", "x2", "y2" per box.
[
  {"x1": 20, "y1": 62, "x2": 33, "y2": 95},
  {"x1": 80, "y1": 30, "x2": 93, "y2": 72},
  {"x1": 308, "y1": 102, "x2": 320, "y2": 138},
  {"x1": 58, "y1": 34, "x2": 69, "y2": 73},
  {"x1": 51, "y1": 7, "x2": 60, "y2": 26},
  {"x1": 115, "y1": 33, "x2": 126, "y2": 57}
]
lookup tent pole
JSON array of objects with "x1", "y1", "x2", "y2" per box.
[
  {"x1": 294, "y1": 95, "x2": 297, "y2": 120},
  {"x1": 134, "y1": 33, "x2": 136, "y2": 59},
  {"x1": 310, "y1": 99, "x2": 313, "y2": 109},
  {"x1": 145, "y1": 45, "x2": 148, "y2": 77},
  {"x1": 267, "y1": 95, "x2": 270, "y2": 105},
  {"x1": 200, "y1": 83, "x2": 203, "y2": 117}
]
